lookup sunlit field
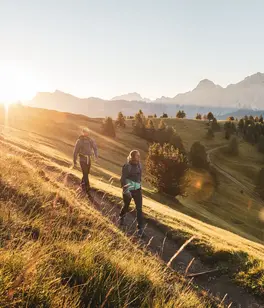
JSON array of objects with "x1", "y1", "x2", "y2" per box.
[{"x1": 0, "y1": 105, "x2": 264, "y2": 307}]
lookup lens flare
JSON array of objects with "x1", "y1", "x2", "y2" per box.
[
  {"x1": 195, "y1": 181, "x2": 202, "y2": 189},
  {"x1": 185, "y1": 169, "x2": 215, "y2": 201}
]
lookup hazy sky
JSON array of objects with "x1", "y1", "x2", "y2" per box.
[{"x1": 1, "y1": 0, "x2": 264, "y2": 101}]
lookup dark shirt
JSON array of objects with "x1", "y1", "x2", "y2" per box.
[{"x1": 120, "y1": 162, "x2": 142, "y2": 187}]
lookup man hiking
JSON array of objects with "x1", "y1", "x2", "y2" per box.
[
  {"x1": 120, "y1": 150, "x2": 144, "y2": 237},
  {"x1": 73, "y1": 128, "x2": 98, "y2": 194}
]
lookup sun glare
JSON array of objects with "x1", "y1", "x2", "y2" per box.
[
  {"x1": 0, "y1": 62, "x2": 36, "y2": 102},
  {"x1": 4, "y1": 101, "x2": 11, "y2": 109}
]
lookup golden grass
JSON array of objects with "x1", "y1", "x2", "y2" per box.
[
  {"x1": 0, "y1": 105, "x2": 264, "y2": 296},
  {"x1": 0, "y1": 151, "x2": 212, "y2": 307}
]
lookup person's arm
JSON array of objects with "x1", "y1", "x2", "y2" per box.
[
  {"x1": 120, "y1": 164, "x2": 129, "y2": 188},
  {"x1": 92, "y1": 139, "x2": 98, "y2": 159},
  {"x1": 73, "y1": 139, "x2": 81, "y2": 165}
]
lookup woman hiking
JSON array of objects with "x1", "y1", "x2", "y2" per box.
[{"x1": 120, "y1": 150, "x2": 144, "y2": 237}]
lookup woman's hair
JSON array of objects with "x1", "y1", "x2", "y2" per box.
[{"x1": 127, "y1": 150, "x2": 140, "y2": 162}]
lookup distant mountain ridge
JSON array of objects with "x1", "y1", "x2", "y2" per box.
[
  {"x1": 111, "y1": 92, "x2": 151, "y2": 102},
  {"x1": 109, "y1": 72, "x2": 264, "y2": 109},
  {"x1": 153, "y1": 72, "x2": 264, "y2": 109},
  {"x1": 27, "y1": 72, "x2": 264, "y2": 118}
]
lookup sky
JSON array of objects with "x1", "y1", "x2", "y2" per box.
[{"x1": 1, "y1": 0, "x2": 264, "y2": 102}]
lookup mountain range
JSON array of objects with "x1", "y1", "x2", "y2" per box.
[
  {"x1": 27, "y1": 72, "x2": 264, "y2": 119},
  {"x1": 113, "y1": 72, "x2": 264, "y2": 109}
]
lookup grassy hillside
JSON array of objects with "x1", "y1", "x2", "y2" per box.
[
  {"x1": 0, "y1": 105, "x2": 264, "y2": 303},
  {"x1": 0, "y1": 129, "x2": 215, "y2": 307}
]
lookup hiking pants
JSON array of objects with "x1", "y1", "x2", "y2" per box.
[
  {"x1": 120, "y1": 188, "x2": 143, "y2": 230},
  {"x1": 80, "y1": 159, "x2": 91, "y2": 192}
]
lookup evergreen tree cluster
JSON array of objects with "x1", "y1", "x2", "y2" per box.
[
  {"x1": 190, "y1": 142, "x2": 209, "y2": 169},
  {"x1": 102, "y1": 117, "x2": 116, "y2": 138},
  {"x1": 207, "y1": 112, "x2": 214, "y2": 121},
  {"x1": 115, "y1": 112, "x2": 126, "y2": 128},
  {"x1": 195, "y1": 113, "x2": 202, "y2": 120},
  {"x1": 224, "y1": 120, "x2": 236, "y2": 139},
  {"x1": 133, "y1": 111, "x2": 185, "y2": 152},
  {"x1": 237, "y1": 115, "x2": 264, "y2": 147},
  {"x1": 176, "y1": 110, "x2": 186, "y2": 118},
  {"x1": 211, "y1": 117, "x2": 221, "y2": 132},
  {"x1": 145, "y1": 143, "x2": 188, "y2": 196},
  {"x1": 160, "y1": 113, "x2": 168, "y2": 118}
]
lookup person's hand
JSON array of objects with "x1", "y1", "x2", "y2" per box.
[{"x1": 94, "y1": 157, "x2": 99, "y2": 164}]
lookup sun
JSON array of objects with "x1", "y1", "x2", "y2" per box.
[{"x1": 0, "y1": 62, "x2": 37, "y2": 102}]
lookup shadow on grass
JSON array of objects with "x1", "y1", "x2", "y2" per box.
[{"x1": 142, "y1": 188, "x2": 218, "y2": 227}]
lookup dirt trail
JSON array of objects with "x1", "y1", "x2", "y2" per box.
[
  {"x1": 89, "y1": 190, "x2": 263, "y2": 308},
  {"x1": 1, "y1": 136, "x2": 264, "y2": 307}
]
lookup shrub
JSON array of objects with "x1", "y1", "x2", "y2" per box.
[
  {"x1": 227, "y1": 137, "x2": 239, "y2": 156},
  {"x1": 102, "y1": 117, "x2": 116, "y2": 137},
  {"x1": 238, "y1": 119, "x2": 245, "y2": 134},
  {"x1": 145, "y1": 119, "x2": 155, "y2": 141},
  {"x1": 224, "y1": 121, "x2": 236, "y2": 139},
  {"x1": 207, "y1": 112, "x2": 214, "y2": 121},
  {"x1": 190, "y1": 142, "x2": 208, "y2": 169},
  {"x1": 211, "y1": 118, "x2": 221, "y2": 132},
  {"x1": 133, "y1": 111, "x2": 146, "y2": 138},
  {"x1": 115, "y1": 112, "x2": 126, "y2": 128},
  {"x1": 176, "y1": 110, "x2": 186, "y2": 119},
  {"x1": 145, "y1": 143, "x2": 188, "y2": 196},
  {"x1": 158, "y1": 119, "x2": 166, "y2": 130},
  {"x1": 146, "y1": 119, "x2": 155, "y2": 130},
  {"x1": 160, "y1": 112, "x2": 168, "y2": 118},
  {"x1": 245, "y1": 124, "x2": 256, "y2": 144},
  {"x1": 169, "y1": 131, "x2": 185, "y2": 153},
  {"x1": 195, "y1": 113, "x2": 202, "y2": 120}
]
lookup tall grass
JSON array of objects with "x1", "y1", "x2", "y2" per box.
[{"x1": 0, "y1": 153, "x2": 213, "y2": 307}]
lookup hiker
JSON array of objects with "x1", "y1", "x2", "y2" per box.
[
  {"x1": 120, "y1": 150, "x2": 144, "y2": 236},
  {"x1": 73, "y1": 128, "x2": 98, "y2": 193}
]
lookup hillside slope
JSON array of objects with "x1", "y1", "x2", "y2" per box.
[
  {"x1": 0, "y1": 140, "x2": 217, "y2": 307},
  {"x1": 0, "y1": 105, "x2": 264, "y2": 306}
]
